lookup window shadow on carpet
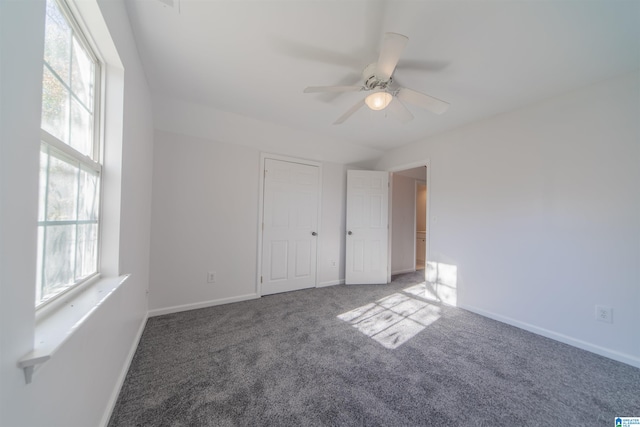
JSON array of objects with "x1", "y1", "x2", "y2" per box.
[{"x1": 337, "y1": 283, "x2": 442, "y2": 349}]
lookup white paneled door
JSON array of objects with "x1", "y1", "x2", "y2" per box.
[
  {"x1": 261, "y1": 159, "x2": 319, "y2": 295},
  {"x1": 345, "y1": 170, "x2": 390, "y2": 284}
]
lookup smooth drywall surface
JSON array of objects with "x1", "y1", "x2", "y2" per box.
[
  {"x1": 99, "y1": 1, "x2": 155, "y2": 423},
  {"x1": 0, "y1": 1, "x2": 154, "y2": 426},
  {"x1": 149, "y1": 131, "x2": 260, "y2": 310},
  {"x1": 319, "y1": 162, "x2": 348, "y2": 286},
  {"x1": 0, "y1": 1, "x2": 44, "y2": 424},
  {"x1": 149, "y1": 131, "x2": 352, "y2": 311},
  {"x1": 152, "y1": 94, "x2": 384, "y2": 165},
  {"x1": 391, "y1": 174, "x2": 417, "y2": 274},
  {"x1": 377, "y1": 72, "x2": 640, "y2": 366}
]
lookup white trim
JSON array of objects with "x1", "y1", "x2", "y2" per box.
[
  {"x1": 35, "y1": 272, "x2": 100, "y2": 321},
  {"x1": 387, "y1": 160, "x2": 431, "y2": 283},
  {"x1": 38, "y1": 0, "x2": 104, "y2": 308},
  {"x1": 459, "y1": 303, "x2": 640, "y2": 369},
  {"x1": 415, "y1": 179, "x2": 427, "y2": 267},
  {"x1": 19, "y1": 275, "x2": 130, "y2": 384},
  {"x1": 148, "y1": 293, "x2": 260, "y2": 317},
  {"x1": 99, "y1": 311, "x2": 148, "y2": 427},
  {"x1": 387, "y1": 172, "x2": 393, "y2": 284},
  {"x1": 50, "y1": 0, "x2": 102, "y2": 166},
  {"x1": 413, "y1": 180, "x2": 418, "y2": 271},
  {"x1": 41, "y1": 131, "x2": 101, "y2": 172},
  {"x1": 387, "y1": 160, "x2": 430, "y2": 173},
  {"x1": 67, "y1": 1, "x2": 122, "y2": 69},
  {"x1": 256, "y1": 155, "x2": 265, "y2": 296},
  {"x1": 316, "y1": 166, "x2": 323, "y2": 288},
  {"x1": 318, "y1": 279, "x2": 345, "y2": 288},
  {"x1": 259, "y1": 152, "x2": 322, "y2": 168},
  {"x1": 257, "y1": 153, "x2": 323, "y2": 296},
  {"x1": 425, "y1": 165, "x2": 431, "y2": 273}
]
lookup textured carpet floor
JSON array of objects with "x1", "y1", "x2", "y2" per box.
[{"x1": 109, "y1": 272, "x2": 640, "y2": 426}]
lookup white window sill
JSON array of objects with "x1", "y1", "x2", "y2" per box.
[{"x1": 17, "y1": 274, "x2": 130, "y2": 384}]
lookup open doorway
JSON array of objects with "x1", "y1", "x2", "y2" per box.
[
  {"x1": 416, "y1": 181, "x2": 427, "y2": 271},
  {"x1": 390, "y1": 165, "x2": 428, "y2": 276}
]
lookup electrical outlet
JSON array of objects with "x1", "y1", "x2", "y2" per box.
[
  {"x1": 207, "y1": 271, "x2": 216, "y2": 284},
  {"x1": 330, "y1": 259, "x2": 337, "y2": 268},
  {"x1": 595, "y1": 305, "x2": 613, "y2": 323}
]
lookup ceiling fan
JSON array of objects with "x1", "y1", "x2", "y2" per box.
[{"x1": 303, "y1": 32, "x2": 450, "y2": 125}]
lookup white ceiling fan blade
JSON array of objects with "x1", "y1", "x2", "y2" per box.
[
  {"x1": 397, "y1": 88, "x2": 450, "y2": 115},
  {"x1": 376, "y1": 32, "x2": 409, "y2": 81},
  {"x1": 333, "y1": 99, "x2": 365, "y2": 125},
  {"x1": 304, "y1": 86, "x2": 362, "y2": 93},
  {"x1": 387, "y1": 98, "x2": 414, "y2": 124}
]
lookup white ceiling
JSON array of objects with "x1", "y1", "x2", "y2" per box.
[{"x1": 126, "y1": 0, "x2": 640, "y2": 152}]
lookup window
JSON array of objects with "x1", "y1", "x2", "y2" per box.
[{"x1": 37, "y1": 0, "x2": 101, "y2": 307}]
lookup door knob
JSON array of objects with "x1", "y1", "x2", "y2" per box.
[
  {"x1": 311, "y1": 231, "x2": 317, "y2": 236},
  {"x1": 347, "y1": 231, "x2": 352, "y2": 235}
]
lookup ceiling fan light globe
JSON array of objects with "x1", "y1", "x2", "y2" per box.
[{"x1": 365, "y1": 92, "x2": 392, "y2": 111}]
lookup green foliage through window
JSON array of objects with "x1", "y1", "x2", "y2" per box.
[{"x1": 37, "y1": 0, "x2": 101, "y2": 307}]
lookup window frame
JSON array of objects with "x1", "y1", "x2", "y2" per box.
[{"x1": 36, "y1": 0, "x2": 104, "y2": 310}]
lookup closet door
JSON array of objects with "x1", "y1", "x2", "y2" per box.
[{"x1": 261, "y1": 159, "x2": 319, "y2": 295}]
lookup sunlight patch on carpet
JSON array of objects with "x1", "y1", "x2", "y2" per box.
[
  {"x1": 338, "y1": 292, "x2": 441, "y2": 349},
  {"x1": 424, "y1": 262, "x2": 458, "y2": 306}
]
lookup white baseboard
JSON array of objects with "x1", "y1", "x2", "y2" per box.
[
  {"x1": 392, "y1": 268, "x2": 416, "y2": 275},
  {"x1": 148, "y1": 293, "x2": 260, "y2": 317},
  {"x1": 318, "y1": 279, "x2": 345, "y2": 288},
  {"x1": 100, "y1": 311, "x2": 148, "y2": 427},
  {"x1": 459, "y1": 303, "x2": 640, "y2": 369}
]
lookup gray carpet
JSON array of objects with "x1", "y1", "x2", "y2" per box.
[{"x1": 109, "y1": 272, "x2": 640, "y2": 426}]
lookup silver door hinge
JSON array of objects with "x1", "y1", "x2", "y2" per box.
[{"x1": 260, "y1": 276, "x2": 263, "y2": 283}]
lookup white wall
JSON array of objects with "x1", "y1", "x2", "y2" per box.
[
  {"x1": 149, "y1": 131, "x2": 351, "y2": 313},
  {"x1": 149, "y1": 130, "x2": 260, "y2": 312},
  {"x1": 0, "y1": 1, "x2": 154, "y2": 426},
  {"x1": 378, "y1": 72, "x2": 640, "y2": 367},
  {"x1": 391, "y1": 174, "x2": 417, "y2": 274},
  {"x1": 0, "y1": 2, "x2": 44, "y2": 425},
  {"x1": 147, "y1": 94, "x2": 380, "y2": 311},
  {"x1": 153, "y1": 95, "x2": 384, "y2": 166},
  {"x1": 318, "y1": 162, "x2": 348, "y2": 287}
]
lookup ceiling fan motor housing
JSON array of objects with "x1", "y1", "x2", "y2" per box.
[
  {"x1": 363, "y1": 63, "x2": 391, "y2": 91},
  {"x1": 302, "y1": 32, "x2": 450, "y2": 124}
]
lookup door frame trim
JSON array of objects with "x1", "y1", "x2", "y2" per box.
[
  {"x1": 413, "y1": 179, "x2": 418, "y2": 271},
  {"x1": 414, "y1": 179, "x2": 426, "y2": 271},
  {"x1": 256, "y1": 153, "x2": 323, "y2": 297},
  {"x1": 387, "y1": 159, "x2": 431, "y2": 282}
]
